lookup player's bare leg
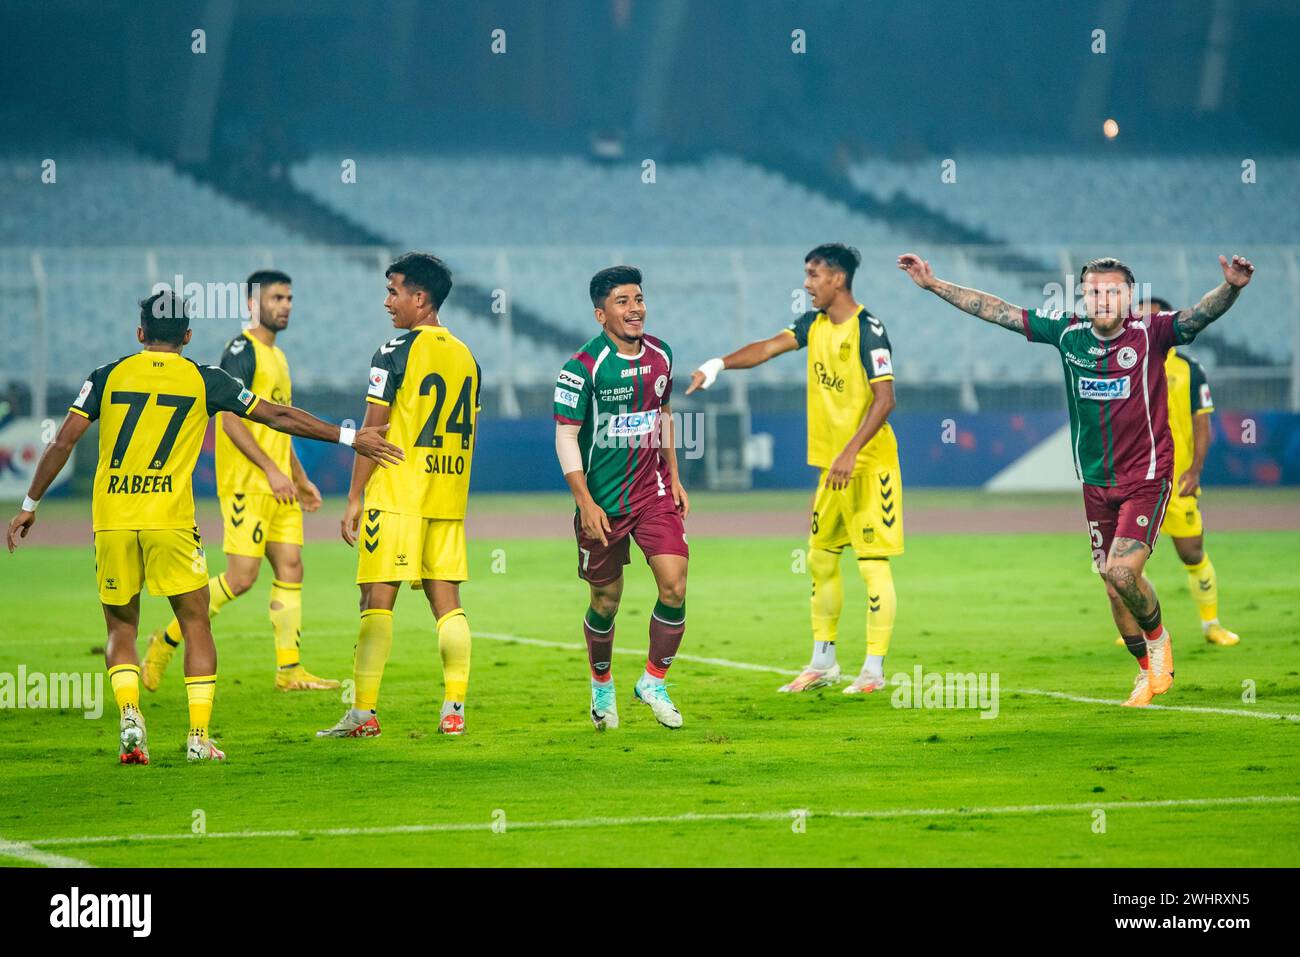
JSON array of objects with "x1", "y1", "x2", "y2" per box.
[
  {"x1": 634, "y1": 554, "x2": 686, "y2": 729},
  {"x1": 143, "y1": 555, "x2": 253, "y2": 691},
  {"x1": 1106, "y1": 538, "x2": 1174, "y2": 703},
  {"x1": 266, "y1": 542, "x2": 339, "y2": 689},
  {"x1": 104, "y1": 596, "x2": 148, "y2": 764},
  {"x1": 318, "y1": 582, "x2": 398, "y2": 738},
  {"x1": 585, "y1": 575, "x2": 623, "y2": 730},
  {"x1": 1173, "y1": 533, "x2": 1238, "y2": 646},
  {"x1": 170, "y1": 584, "x2": 226, "y2": 761},
  {"x1": 423, "y1": 578, "x2": 471, "y2": 735},
  {"x1": 1102, "y1": 572, "x2": 1154, "y2": 706}
]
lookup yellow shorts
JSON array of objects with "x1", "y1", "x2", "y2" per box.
[
  {"x1": 809, "y1": 465, "x2": 904, "y2": 558},
  {"x1": 220, "y1": 493, "x2": 304, "y2": 558},
  {"x1": 356, "y1": 508, "x2": 469, "y2": 584},
  {"x1": 93, "y1": 527, "x2": 209, "y2": 605},
  {"x1": 1160, "y1": 491, "x2": 1204, "y2": 538}
]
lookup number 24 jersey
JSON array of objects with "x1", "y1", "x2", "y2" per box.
[{"x1": 363, "y1": 325, "x2": 482, "y2": 520}]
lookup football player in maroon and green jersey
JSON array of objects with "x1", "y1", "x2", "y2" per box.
[
  {"x1": 899, "y1": 252, "x2": 1254, "y2": 707},
  {"x1": 553, "y1": 266, "x2": 689, "y2": 730}
]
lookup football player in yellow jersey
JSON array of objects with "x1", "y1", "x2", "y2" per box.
[
  {"x1": 1135, "y1": 297, "x2": 1240, "y2": 646},
  {"x1": 317, "y1": 252, "x2": 481, "y2": 740},
  {"x1": 144, "y1": 271, "x2": 340, "y2": 692},
  {"x1": 688, "y1": 244, "x2": 902, "y2": 694},
  {"x1": 6, "y1": 292, "x2": 401, "y2": 764}
]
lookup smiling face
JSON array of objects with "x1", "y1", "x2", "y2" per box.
[
  {"x1": 250, "y1": 282, "x2": 292, "y2": 333},
  {"x1": 385, "y1": 272, "x2": 426, "y2": 329},
  {"x1": 1081, "y1": 270, "x2": 1134, "y2": 336},
  {"x1": 595, "y1": 283, "x2": 646, "y2": 346},
  {"x1": 803, "y1": 258, "x2": 846, "y2": 311}
]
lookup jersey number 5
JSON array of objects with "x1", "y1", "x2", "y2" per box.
[
  {"x1": 109, "y1": 391, "x2": 196, "y2": 469},
  {"x1": 415, "y1": 374, "x2": 475, "y2": 450}
]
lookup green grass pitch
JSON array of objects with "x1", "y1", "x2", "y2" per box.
[{"x1": 1, "y1": 524, "x2": 1298, "y2": 867}]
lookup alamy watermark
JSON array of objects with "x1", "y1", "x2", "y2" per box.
[
  {"x1": 0, "y1": 667, "x2": 103, "y2": 718},
  {"x1": 890, "y1": 666, "x2": 1000, "y2": 719}
]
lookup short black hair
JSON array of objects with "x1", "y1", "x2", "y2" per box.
[
  {"x1": 1079, "y1": 257, "x2": 1136, "y2": 287},
  {"x1": 805, "y1": 243, "x2": 861, "y2": 289},
  {"x1": 247, "y1": 269, "x2": 292, "y2": 291},
  {"x1": 386, "y1": 252, "x2": 453, "y2": 309},
  {"x1": 1145, "y1": 296, "x2": 1174, "y2": 312},
  {"x1": 139, "y1": 291, "x2": 191, "y2": 345},
  {"x1": 590, "y1": 265, "x2": 643, "y2": 308}
]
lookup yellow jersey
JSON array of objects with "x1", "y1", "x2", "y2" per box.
[
  {"x1": 214, "y1": 331, "x2": 293, "y2": 496},
  {"x1": 363, "y1": 325, "x2": 481, "y2": 519},
  {"x1": 1165, "y1": 348, "x2": 1214, "y2": 478},
  {"x1": 69, "y1": 350, "x2": 260, "y2": 532},
  {"x1": 783, "y1": 305, "x2": 899, "y2": 473}
]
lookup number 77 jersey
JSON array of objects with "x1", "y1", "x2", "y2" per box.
[
  {"x1": 69, "y1": 350, "x2": 261, "y2": 532},
  {"x1": 363, "y1": 325, "x2": 482, "y2": 519}
]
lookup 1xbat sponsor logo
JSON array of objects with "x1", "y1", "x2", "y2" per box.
[{"x1": 1078, "y1": 376, "x2": 1130, "y2": 400}]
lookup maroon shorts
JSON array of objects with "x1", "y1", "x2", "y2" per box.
[
  {"x1": 1082, "y1": 477, "x2": 1173, "y2": 571},
  {"x1": 575, "y1": 493, "x2": 689, "y2": 584}
]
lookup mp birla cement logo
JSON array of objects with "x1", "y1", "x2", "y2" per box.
[{"x1": 50, "y1": 887, "x2": 151, "y2": 937}]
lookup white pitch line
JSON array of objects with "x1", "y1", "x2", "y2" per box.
[
  {"x1": 477, "y1": 631, "x2": 1300, "y2": 722},
  {"x1": 23, "y1": 795, "x2": 1300, "y2": 849},
  {"x1": 0, "y1": 837, "x2": 94, "y2": 868}
]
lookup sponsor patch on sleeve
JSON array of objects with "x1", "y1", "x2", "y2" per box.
[
  {"x1": 557, "y1": 369, "x2": 585, "y2": 390},
  {"x1": 73, "y1": 380, "x2": 93, "y2": 408},
  {"x1": 1199, "y1": 383, "x2": 1213, "y2": 409},
  {"x1": 554, "y1": 387, "x2": 580, "y2": 408},
  {"x1": 367, "y1": 366, "x2": 389, "y2": 398},
  {"x1": 237, "y1": 387, "x2": 255, "y2": 407},
  {"x1": 868, "y1": 348, "x2": 893, "y2": 377}
]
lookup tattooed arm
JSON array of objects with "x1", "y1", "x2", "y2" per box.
[
  {"x1": 897, "y1": 253, "x2": 1024, "y2": 331},
  {"x1": 1174, "y1": 255, "x2": 1255, "y2": 339}
]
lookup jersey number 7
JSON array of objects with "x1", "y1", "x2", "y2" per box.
[{"x1": 109, "y1": 391, "x2": 196, "y2": 469}]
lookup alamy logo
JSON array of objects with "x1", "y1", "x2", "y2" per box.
[
  {"x1": 1078, "y1": 376, "x2": 1130, "y2": 400},
  {"x1": 49, "y1": 887, "x2": 151, "y2": 937}
]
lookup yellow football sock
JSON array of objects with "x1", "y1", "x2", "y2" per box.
[
  {"x1": 269, "y1": 579, "x2": 303, "y2": 669},
  {"x1": 108, "y1": 663, "x2": 141, "y2": 713},
  {"x1": 354, "y1": 609, "x2": 394, "y2": 711},
  {"x1": 858, "y1": 558, "x2": 897, "y2": 657},
  {"x1": 437, "y1": 608, "x2": 472, "y2": 703},
  {"x1": 808, "y1": 548, "x2": 843, "y2": 645},
  {"x1": 1185, "y1": 555, "x2": 1219, "y2": 624},
  {"x1": 184, "y1": 674, "x2": 217, "y2": 739},
  {"x1": 163, "y1": 574, "x2": 236, "y2": 646}
]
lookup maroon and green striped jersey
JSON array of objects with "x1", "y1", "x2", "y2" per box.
[
  {"x1": 1022, "y1": 308, "x2": 1194, "y2": 486},
  {"x1": 553, "y1": 331, "x2": 674, "y2": 516}
]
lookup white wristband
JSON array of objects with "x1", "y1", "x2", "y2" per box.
[
  {"x1": 22, "y1": 495, "x2": 39, "y2": 512},
  {"x1": 696, "y1": 357, "x2": 725, "y2": 390},
  {"x1": 338, "y1": 426, "x2": 356, "y2": 448}
]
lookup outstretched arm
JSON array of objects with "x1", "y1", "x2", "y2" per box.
[
  {"x1": 1174, "y1": 255, "x2": 1254, "y2": 339},
  {"x1": 7, "y1": 412, "x2": 91, "y2": 551},
  {"x1": 686, "y1": 331, "x2": 799, "y2": 394},
  {"x1": 247, "y1": 399, "x2": 402, "y2": 466},
  {"x1": 897, "y1": 253, "x2": 1024, "y2": 331}
]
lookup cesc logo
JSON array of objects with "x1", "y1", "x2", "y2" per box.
[{"x1": 50, "y1": 887, "x2": 151, "y2": 937}]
